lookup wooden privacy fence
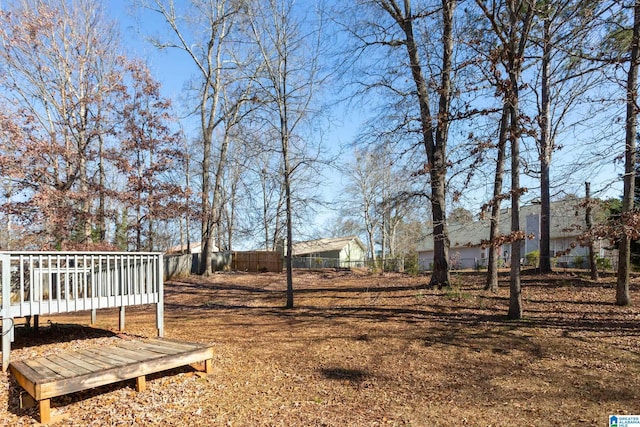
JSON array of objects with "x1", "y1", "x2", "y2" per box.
[
  {"x1": 0, "y1": 251, "x2": 164, "y2": 371},
  {"x1": 231, "y1": 251, "x2": 282, "y2": 273}
]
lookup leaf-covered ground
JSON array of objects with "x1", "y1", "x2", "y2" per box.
[{"x1": 1, "y1": 270, "x2": 639, "y2": 426}]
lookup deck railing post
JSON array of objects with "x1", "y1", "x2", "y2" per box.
[
  {"x1": 119, "y1": 306, "x2": 125, "y2": 332},
  {"x1": 156, "y1": 253, "x2": 164, "y2": 337},
  {"x1": 2, "y1": 253, "x2": 12, "y2": 371},
  {"x1": 1, "y1": 251, "x2": 165, "y2": 364}
]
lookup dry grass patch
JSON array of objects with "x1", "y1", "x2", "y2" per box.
[{"x1": 1, "y1": 270, "x2": 639, "y2": 426}]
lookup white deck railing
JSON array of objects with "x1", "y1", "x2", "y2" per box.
[{"x1": 1, "y1": 251, "x2": 164, "y2": 371}]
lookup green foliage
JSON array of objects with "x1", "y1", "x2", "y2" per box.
[
  {"x1": 69, "y1": 222, "x2": 90, "y2": 244},
  {"x1": 604, "y1": 198, "x2": 622, "y2": 218},
  {"x1": 404, "y1": 251, "x2": 420, "y2": 276},
  {"x1": 603, "y1": 28, "x2": 632, "y2": 55},
  {"x1": 573, "y1": 255, "x2": 585, "y2": 268},
  {"x1": 90, "y1": 226, "x2": 102, "y2": 244},
  {"x1": 443, "y1": 283, "x2": 472, "y2": 301},
  {"x1": 596, "y1": 256, "x2": 612, "y2": 271},
  {"x1": 525, "y1": 250, "x2": 540, "y2": 267},
  {"x1": 114, "y1": 209, "x2": 129, "y2": 251},
  {"x1": 600, "y1": 7, "x2": 635, "y2": 58}
]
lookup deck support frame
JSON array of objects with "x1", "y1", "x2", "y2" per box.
[{"x1": 9, "y1": 338, "x2": 213, "y2": 423}]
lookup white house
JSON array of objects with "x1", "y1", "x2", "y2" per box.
[
  {"x1": 290, "y1": 236, "x2": 367, "y2": 268},
  {"x1": 417, "y1": 199, "x2": 614, "y2": 270}
]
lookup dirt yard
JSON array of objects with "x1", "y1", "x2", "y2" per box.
[{"x1": 1, "y1": 270, "x2": 639, "y2": 426}]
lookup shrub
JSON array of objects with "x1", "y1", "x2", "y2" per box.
[
  {"x1": 404, "y1": 251, "x2": 420, "y2": 276},
  {"x1": 596, "y1": 256, "x2": 612, "y2": 271},
  {"x1": 525, "y1": 250, "x2": 540, "y2": 267},
  {"x1": 573, "y1": 255, "x2": 585, "y2": 269}
]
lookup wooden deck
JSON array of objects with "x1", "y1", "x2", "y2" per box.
[{"x1": 8, "y1": 338, "x2": 213, "y2": 423}]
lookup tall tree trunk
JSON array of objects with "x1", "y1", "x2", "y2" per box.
[
  {"x1": 395, "y1": 0, "x2": 454, "y2": 288},
  {"x1": 283, "y1": 132, "x2": 294, "y2": 309},
  {"x1": 136, "y1": 149, "x2": 143, "y2": 251},
  {"x1": 200, "y1": 57, "x2": 222, "y2": 276},
  {"x1": 148, "y1": 150, "x2": 155, "y2": 251},
  {"x1": 476, "y1": 0, "x2": 534, "y2": 319},
  {"x1": 539, "y1": 16, "x2": 553, "y2": 274},
  {"x1": 185, "y1": 149, "x2": 191, "y2": 254},
  {"x1": 616, "y1": 0, "x2": 640, "y2": 306},
  {"x1": 262, "y1": 168, "x2": 270, "y2": 250},
  {"x1": 432, "y1": 0, "x2": 455, "y2": 287},
  {"x1": 506, "y1": 0, "x2": 534, "y2": 320},
  {"x1": 367, "y1": 218, "x2": 376, "y2": 267},
  {"x1": 79, "y1": 150, "x2": 92, "y2": 243},
  {"x1": 381, "y1": 213, "x2": 387, "y2": 270},
  {"x1": 508, "y1": 97, "x2": 523, "y2": 319},
  {"x1": 585, "y1": 182, "x2": 599, "y2": 280},
  {"x1": 485, "y1": 104, "x2": 510, "y2": 292},
  {"x1": 272, "y1": 190, "x2": 285, "y2": 251},
  {"x1": 200, "y1": 131, "x2": 214, "y2": 275},
  {"x1": 430, "y1": 172, "x2": 450, "y2": 287},
  {"x1": 98, "y1": 134, "x2": 106, "y2": 242}
]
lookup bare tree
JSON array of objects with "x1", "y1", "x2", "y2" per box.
[
  {"x1": 616, "y1": 0, "x2": 640, "y2": 306},
  {"x1": 246, "y1": 0, "x2": 328, "y2": 307},
  {"x1": 529, "y1": 0, "x2": 606, "y2": 273},
  {"x1": 345, "y1": 0, "x2": 457, "y2": 287},
  {"x1": 585, "y1": 182, "x2": 599, "y2": 280},
  {"x1": 147, "y1": 0, "x2": 253, "y2": 274},
  {"x1": 475, "y1": 0, "x2": 535, "y2": 318},
  {"x1": 253, "y1": 144, "x2": 287, "y2": 250},
  {"x1": 343, "y1": 149, "x2": 384, "y2": 264},
  {"x1": 462, "y1": 7, "x2": 511, "y2": 292}
]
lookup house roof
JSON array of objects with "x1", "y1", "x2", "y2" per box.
[
  {"x1": 418, "y1": 199, "x2": 597, "y2": 252},
  {"x1": 292, "y1": 236, "x2": 365, "y2": 256}
]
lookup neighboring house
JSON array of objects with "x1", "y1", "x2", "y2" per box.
[
  {"x1": 417, "y1": 199, "x2": 615, "y2": 270},
  {"x1": 290, "y1": 236, "x2": 367, "y2": 268}
]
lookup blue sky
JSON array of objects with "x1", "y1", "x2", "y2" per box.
[
  {"x1": 104, "y1": 0, "x2": 625, "y2": 229},
  {"x1": 105, "y1": 0, "x2": 361, "y2": 238}
]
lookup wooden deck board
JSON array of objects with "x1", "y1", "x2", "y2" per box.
[
  {"x1": 145, "y1": 337, "x2": 201, "y2": 351},
  {"x1": 8, "y1": 338, "x2": 214, "y2": 423},
  {"x1": 46, "y1": 355, "x2": 93, "y2": 377},
  {"x1": 74, "y1": 348, "x2": 124, "y2": 369},
  {"x1": 57, "y1": 351, "x2": 110, "y2": 373},
  {"x1": 115, "y1": 340, "x2": 183, "y2": 356},
  {"x1": 73, "y1": 350, "x2": 117, "y2": 369},
  {"x1": 37, "y1": 357, "x2": 81, "y2": 379},
  {"x1": 81, "y1": 346, "x2": 141, "y2": 365},
  {"x1": 22, "y1": 358, "x2": 66, "y2": 381},
  {"x1": 107, "y1": 346, "x2": 157, "y2": 363}
]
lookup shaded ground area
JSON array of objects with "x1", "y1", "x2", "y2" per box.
[{"x1": 1, "y1": 270, "x2": 639, "y2": 426}]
